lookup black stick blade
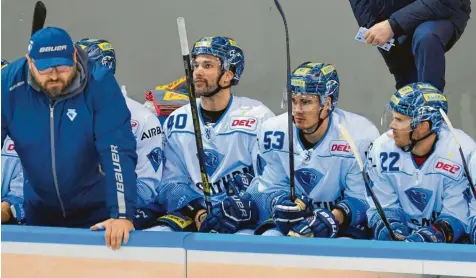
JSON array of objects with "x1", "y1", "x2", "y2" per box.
[{"x1": 31, "y1": 1, "x2": 47, "y2": 36}]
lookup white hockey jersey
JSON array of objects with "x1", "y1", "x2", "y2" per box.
[
  {"x1": 157, "y1": 95, "x2": 275, "y2": 212},
  {"x1": 366, "y1": 126, "x2": 476, "y2": 237},
  {"x1": 248, "y1": 108, "x2": 379, "y2": 224},
  {"x1": 1, "y1": 137, "x2": 24, "y2": 207},
  {"x1": 122, "y1": 86, "x2": 164, "y2": 207}
]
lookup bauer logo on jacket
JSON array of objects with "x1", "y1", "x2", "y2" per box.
[{"x1": 229, "y1": 116, "x2": 258, "y2": 131}]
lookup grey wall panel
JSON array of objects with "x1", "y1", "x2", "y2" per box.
[{"x1": 2, "y1": 0, "x2": 474, "y2": 137}]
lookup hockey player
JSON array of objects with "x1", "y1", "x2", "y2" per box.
[
  {"x1": 469, "y1": 151, "x2": 476, "y2": 244},
  {"x1": 248, "y1": 62, "x2": 379, "y2": 238},
  {"x1": 367, "y1": 83, "x2": 475, "y2": 243},
  {"x1": 154, "y1": 36, "x2": 274, "y2": 234},
  {"x1": 76, "y1": 38, "x2": 165, "y2": 228},
  {"x1": 1, "y1": 59, "x2": 25, "y2": 225}
]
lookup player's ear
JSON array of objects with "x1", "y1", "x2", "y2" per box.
[
  {"x1": 25, "y1": 54, "x2": 34, "y2": 71},
  {"x1": 324, "y1": 96, "x2": 332, "y2": 111},
  {"x1": 221, "y1": 70, "x2": 234, "y2": 86},
  {"x1": 417, "y1": 121, "x2": 431, "y2": 133}
]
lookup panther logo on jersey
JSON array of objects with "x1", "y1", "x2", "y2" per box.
[
  {"x1": 147, "y1": 147, "x2": 165, "y2": 172},
  {"x1": 199, "y1": 149, "x2": 224, "y2": 177},
  {"x1": 295, "y1": 168, "x2": 324, "y2": 195},
  {"x1": 256, "y1": 154, "x2": 267, "y2": 176},
  {"x1": 405, "y1": 187, "x2": 433, "y2": 212}
]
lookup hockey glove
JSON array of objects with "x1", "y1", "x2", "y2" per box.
[
  {"x1": 288, "y1": 208, "x2": 339, "y2": 238},
  {"x1": 226, "y1": 172, "x2": 255, "y2": 196},
  {"x1": 133, "y1": 202, "x2": 164, "y2": 230},
  {"x1": 199, "y1": 193, "x2": 258, "y2": 234},
  {"x1": 156, "y1": 211, "x2": 196, "y2": 232},
  {"x1": 405, "y1": 225, "x2": 445, "y2": 243},
  {"x1": 374, "y1": 220, "x2": 409, "y2": 241},
  {"x1": 272, "y1": 194, "x2": 313, "y2": 235}
]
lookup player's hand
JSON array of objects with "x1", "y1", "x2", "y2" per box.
[
  {"x1": 199, "y1": 193, "x2": 258, "y2": 234},
  {"x1": 288, "y1": 208, "x2": 339, "y2": 238},
  {"x1": 90, "y1": 218, "x2": 134, "y2": 250},
  {"x1": 1, "y1": 201, "x2": 12, "y2": 223},
  {"x1": 374, "y1": 220, "x2": 409, "y2": 241},
  {"x1": 405, "y1": 226, "x2": 444, "y2": 243},
  {"x1": 364, "y1": 20, "x2": 394, "y2": 46},
  {"x1": 272, "y1": 194, "x2": 312, "y2": 235}
]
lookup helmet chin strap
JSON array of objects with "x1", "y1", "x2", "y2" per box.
[
  {"x1": 200, "y1": 71, "x2": 231, "y2": 99},
  {"x1": 300, "y1": 107, "x2": 330, "y2": 135},
  {"x1": 401, "y1": 130, "x2": 434, "y2": 153}
]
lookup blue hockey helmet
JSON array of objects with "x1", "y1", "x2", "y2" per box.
[
  {"x1": 1, "y1": 58, "x2": 9, "y2": 69},
  {"x1": 191, "y1": 36, "x2": 244, "y2": 86},
  {"x1": 289, "y1": 62, "x2": 340, "y2": 111},
  {"x1": 385, "y1": 82, "x2": 448, "y2": 133},
  {"x1": 76, "y1": 38, "x2": 116, "y2": 74}
]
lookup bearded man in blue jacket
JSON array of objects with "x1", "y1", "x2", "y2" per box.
[
  {"x1": 1, "y1": 27, "x2": 137, "y2": 250},
  {"x1": 349, "y1": 0, "x2": 471, "y2": 92}
]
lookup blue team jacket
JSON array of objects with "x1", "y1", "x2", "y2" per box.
[
  {"x1": 349, "y1": 0, "x2": 471, "y2": 50},
  {"x1": 1, "y1": 48, "x2": 137, "y2": 226}
]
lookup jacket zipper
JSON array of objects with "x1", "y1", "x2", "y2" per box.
[{"x1": 50, "y1": 104, "x2": 66, "y2": 217}]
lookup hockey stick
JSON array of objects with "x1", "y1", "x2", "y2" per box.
[
  {"x1": 176, "y1": 17, "x2": 212, "y2": 214},
  {"x1": 439, "y1": 109, "x2": 476, "y2": 199},
  {"x1": 337, "y1": 124, "x2": 398, "y2": 241},
  {"x1": 31, "y1": 1, "x2": 47, "y2": 36},
  {"x1": 274, "y1": 0, "x2": 296, "y2": 201}
]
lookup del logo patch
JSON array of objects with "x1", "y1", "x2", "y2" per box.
[
  {"x1": 131, "y1": 120, "x2": 139, "y2": 135},
  {"x1": 230, "y1": 116, "x2": 258, "y2": 131},
  {"x1": 329, "y1": 140, "x2": 352, "y2": 156},
  {"x1": 433, "y1": 158, "x2": 462, "y2": 178},
  {"x1": 3, "y1": 138, "x2": 17, "y2": 155}
]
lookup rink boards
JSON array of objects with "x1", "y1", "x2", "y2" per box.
[{"x1": 1, "y1": 225, "x2": 475, "y2": 278}]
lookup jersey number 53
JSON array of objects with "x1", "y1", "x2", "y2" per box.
[{"x1": 263, "y1": 131, "x2": 285, "y2": 150}]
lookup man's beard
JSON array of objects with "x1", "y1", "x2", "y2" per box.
[
  {"x1": 194, "y1": 79, "x2": 219, "y2": 97},
  {"x1": 36, "y1": 71, "x2": 76, "y2": 98}
]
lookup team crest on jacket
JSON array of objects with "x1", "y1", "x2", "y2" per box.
[
  {"x1": 147, "y1": 147, "x2": 164, "y2": 172},
  {"x1": 198, "y1": 149, "x2": 224, "y2": 177},
  {"x1": 66, "y1": 109, "x2": 77, "y2": 121},
  {"x1": 405, "y1": 187, "x2": 433, "y2": 212},
  {"x1": 295, "y1": 168, "x2": 324, "y2": 195}
]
